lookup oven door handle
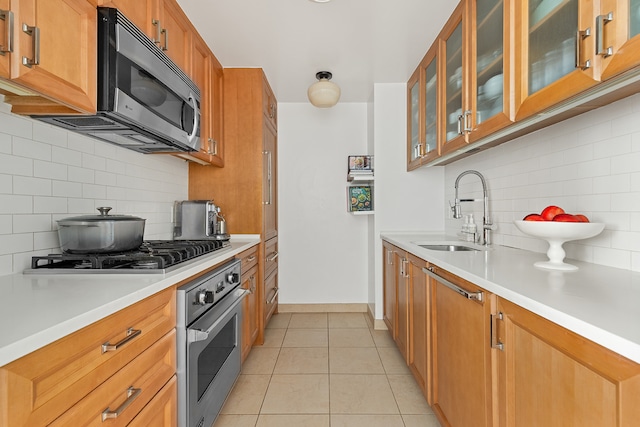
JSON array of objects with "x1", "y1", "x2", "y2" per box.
[{"x1": 187, "y1": 289, "x2": 249, "y2": 343}]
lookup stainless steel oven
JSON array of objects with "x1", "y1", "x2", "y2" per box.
[{"x1": 176, "y1": 258, "x2": 246, "y2": 427}]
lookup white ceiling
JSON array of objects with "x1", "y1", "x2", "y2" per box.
[{"x1": 176, "y1": 0, "x2": 459, "y2": 103}]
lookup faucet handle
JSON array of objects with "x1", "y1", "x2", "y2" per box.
[{"x1": 449, "y1": 200, "x2": 461, "y2": 219}]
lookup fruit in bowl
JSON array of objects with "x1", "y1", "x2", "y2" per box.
[{"x1": 515, "y1": 205, "x2": 603, "y2": 271}]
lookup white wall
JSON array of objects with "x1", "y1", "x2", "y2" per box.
[
  {"x1": 444, "y1": 93, "x2": 640, "y2": 272},
  {"x1": 0, "y1": 99, "x2": 188, "y2": 276},
  {"x1": 277, "y1": 103, "x2": 371, "y2": 304},
  {"x1": 372, "y1": 83, "x2": 445, "y2": 318}
]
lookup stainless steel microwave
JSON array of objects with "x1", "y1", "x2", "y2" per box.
[{"x1": 34, "y1": 7, "x2": 201, "y2": 154}]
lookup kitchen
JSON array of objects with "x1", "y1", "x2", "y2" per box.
[{"x1": 2, "y1": 0, "x2": 640, "y2": 426}]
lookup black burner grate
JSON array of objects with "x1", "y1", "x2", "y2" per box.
[{"x1": 31, "y1": 240, "x2": 230, "y2": 271}]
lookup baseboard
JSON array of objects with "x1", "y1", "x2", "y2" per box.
[
  {"x1": 277, "y1": 303, "x2": 368, "y2": 313},
  {"x1": 367, "y1": 304, "x2": 388, "y2": 331}
]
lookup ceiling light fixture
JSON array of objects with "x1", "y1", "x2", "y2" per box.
[
  {"x1": 309, "y1": 0, "x2": 332, "y2": 3},
  {"x1": 307, "y1": 71, "x2": 341, "y2": 108}
]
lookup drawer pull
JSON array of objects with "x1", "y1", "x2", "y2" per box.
[
  {"x1": 267, "y1": 251, "x2": 278, "y2": 262},
  {"x1": 101, "y1": 386, "x2": 141, "y2": 421},
  {"x1": 101, "y1": 328, "x2": 141, "y2": 353},
  {"x1": 423, "y1": 267, "x2": 483, "y2": 302},
  {"x1": 267, "y1": 287, "x2": 279, "y2": 304},
  {"x1": 246, "y1": 255, "x2": 256, "y2": 262}
]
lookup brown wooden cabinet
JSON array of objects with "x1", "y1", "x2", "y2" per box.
[
  {"x1": 190, "y1": 68, "x2": 278, "y2": 344},
  {"x1": 239, "y1": 244, "x2": 259, "y2": 363},
  {"x1": 395, "y1": 249, "x2": 410, "y2": 361},
  {"x1": 427, "y1": 264, "x2": 495, "y2": 427},
  {"x1": 382, "y1": 240, "x2": 397, "y2": 334},
  {"x1": 407, "y1": 253, "x2": 430, "y2": 401},
  {"x1": 99, "y1": 0, "x2": 191, "y2": 71},
  {"x1": 0, "y1": 288, "x2": 177, "y2": 426},
  {"x1": 495, "y1": 297, "x2": 640, "y2": 427},
  {"x1": 0, "y1": 0, "x2": 97, "y2": 115}
]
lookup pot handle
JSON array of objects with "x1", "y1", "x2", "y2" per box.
[{"x1": 97, "y1": 207, "x2": 112, "y2": 216}]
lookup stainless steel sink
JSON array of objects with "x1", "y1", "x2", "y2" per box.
[{"x1": 418, "y1": 244, "x2": 479, "y2": 251}]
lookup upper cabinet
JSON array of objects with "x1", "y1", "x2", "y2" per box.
[
  {"x1": 0, "y1": 0, "x2": 97, "y2": 114},
  {"x1": 409, "y1": 0, "x2": 640, "y2": 168},
  {"x1": 514, "y1": 0, "x2": 599, "y2": 120}
]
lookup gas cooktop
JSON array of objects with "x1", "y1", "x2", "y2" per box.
[{"x1": 26, "y1": 240, "x2": 231, "y2": 274}]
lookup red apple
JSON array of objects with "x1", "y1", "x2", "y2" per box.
[
  {"x1": 552, "y1": 213, "x2": 580, "y2": 222},
  {"x1": 574, "y1": 214, "x2": 590, "y2": 223},
  {"x1": 541, "y1": 205, "x2": 565, "y2": 221},
  {"x1": 523, "y1": 213, "x2": 545, "y2": 221}
]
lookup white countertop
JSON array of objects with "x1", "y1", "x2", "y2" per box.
[
  {"x1": 382, "y1": 232, "x2": 640, "y2": 364},
  {"x1": 0, "y1": 235, "x2": 260, "y2": 367}
]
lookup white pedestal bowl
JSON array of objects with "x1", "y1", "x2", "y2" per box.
[{"x1": 514, "y1": 220, "x2": 605, "y2": 271}]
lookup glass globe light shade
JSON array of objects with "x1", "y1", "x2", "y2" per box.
[{"x1": 307, "y1": 71, "x2": 341, "y2": 108}]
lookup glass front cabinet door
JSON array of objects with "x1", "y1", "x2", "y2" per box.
[
  {"x1": 515, "y1": 0, "x2": 599, "y2": 120},
  {"x1": 407, "y1": 45, "x2": 439, "y2": 171},
  {"x1": 599, "y1": 0, "x2": 640, "y2": 80},
  {"x1": 469, "y1": 0, "x2": 515, "y2": 143}
]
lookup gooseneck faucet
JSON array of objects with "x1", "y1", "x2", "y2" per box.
[{"x1": 451, "y1": 170, "x2": 495, "y2": 246}]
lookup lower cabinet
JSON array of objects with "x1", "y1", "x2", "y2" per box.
[
  {"x1": 427, "y1": 264, "x2": 495, "y2": 427},
  {"x1": 0, "y1": 287, "x2": 177, "y2": 426},
  {"x1": 263, "y1": 237, "x2": 278, "y2": 327},
  {"x1": 238, "y1": 244, "x2": 259, "y2": 363},
  {"x1": 496, "y1": 297, "x2": 640, "y2": 427},
  {"x1": 381, "y1": 239, "x2": 640, "y2": 427}
]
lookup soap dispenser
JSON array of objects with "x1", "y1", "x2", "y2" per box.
[{"x1": 467, "y1": 214, "x2": 477, "y2": 242}]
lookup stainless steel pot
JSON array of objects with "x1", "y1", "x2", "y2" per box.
[{"x1": 57, "y1": 207, "x2": 146, "y2": 253}]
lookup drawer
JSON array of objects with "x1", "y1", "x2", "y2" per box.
[
  {"x1": 49, "y1": 330, "x2": 176, "y2": 426},
  {"x1": 237, "y1": 244, "x2": 259, "y2": 275},
  {"x1": 0, "y1": 287, "x2": 175, "y2": 426},
  {"x1": 264, "y1": 237, "x2": 278, "y2": 278},
  {"x1": 264, "y1": 268, "x2": 278, "y2": 325},
  {"x1": 128, "y1": 375, "x2": 177, "y2": 427}
]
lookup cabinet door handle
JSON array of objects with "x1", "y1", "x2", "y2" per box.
[
  {"x1": 246, "y1": 255, "x2": 256, "y2": 263},
  {"x1": 101, "y1": 328, "x2": 141, "y2": 353},
  {"x1": 263, "y1": 150, "x2": 272, "y2": 205},
  {"x1": 576, "y1": 28, "x2": 591, "y2": 70},
  {"x1": 596, "y1": 12, "x2": 614, "y2": 58},
  {"x1": 208, "y1": 138, "x2": 218, "y2": 156},
  {"x1": 101, "y1": 386, "x2": 142, "y2": 421},
  {"x1": 491, "y1": 312, "x2": 504, "y2": 351},
  {"x1": 267, "y1": 287, "x2": 279, "y2": 304},
  {"x1": 423, "y1": 266, "x2": 483, "y2": 302},
  {"x1": 161, "y1": 27, "x2": 169, "y2": 51},
  {"x1": 463, "y1": 110, "x2": 473, "y2": 133},
  {"x1": 152, "y1": 19, "x2": 162, "y2": 44},
  {"x1": 249, "y1": 275, "x2": 256, "y2": 293},
  {"x1": 21, "y1": 23, "x2": 39, "y2": 68},
  {"x1": 267, "y1": 251, "x2": 278, "y2": 262},
  {"x1": 0, "y1": 9, "x2": 14, "y2": 54}
]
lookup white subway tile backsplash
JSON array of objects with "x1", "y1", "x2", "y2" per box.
[
  {"x1": 0, "y1": 174, "x2": 11, "y2": 194},
  {"x1": 446, "y1": 93, "x2": 640, "y2": 271},
  {"x1": 34, "y1": 160, "x2": 67, "y2": 181},
  {"x1": 0, "y1": 233, "x2": 33, "y2": 255},
  {"x1": 82, "y1": 152, "x2": 106, "y2": 171},
  {"x1": 67, "y1": 132, "x2": 95, "y2": 154},
  {"x1": 95, "y1": 171, "x2": 117, "y2": 186},
  {"x1": 67, "y1": 166, "x2": 95, "y2": 184},
  {"x1": 0, "y1": 195, "x2": 32, "y2": 214},
  {"x1": 82, "y1": 183, "x2": 106, "y2": 199},
  {"x1": 12, "y1": 136, "x2": 52, "y2": 161},
  {"x1": 0, "y1": 255, "x2": 11, "y2": 276},
  {"x1": 67, "y1": 198, "x2": 97, "y2": 214},
  {"x1": 0, "y1": 215, "x2": 11, "y2": 234},
  {"x1": 0, "y1": 112, "x2": 32, "y2": 138},
  {"x1": 34, "y1": 230, "x2": 59, "y2": 251},
  {"x1": 34, "y1": 197, "x2": 67, "y2": 214},
  {"x1": 13, "y1": 214, "x2": 51, "y2": 233},
  {"x1": 13, "y1": 176, "x2": 52, "y2": 196},
  {"x1": 51, "y1": 146, "x2": 82, "y2": 166},
  {"x1": 0, "y1": 132, "x2": 11, "y2": 153},
  {"x1": 0, "y1": 153, "x2": 33, "y2": 176},
  {"x1": 33, "y1": 122, "x2": 68, "y2": 147},
  {"x1": 52, "y1": 181, "x2": 82, "y2": 198}
]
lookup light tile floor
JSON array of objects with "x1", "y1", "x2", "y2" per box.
[{"x1": 213, "y1": 312, "x2": 442, "y2": 427}]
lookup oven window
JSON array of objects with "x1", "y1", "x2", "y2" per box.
[{"x1": 197, "y1": 314, "x2": 237, "y2": 400}]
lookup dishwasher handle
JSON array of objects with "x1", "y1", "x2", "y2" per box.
[{"x1": 423, "y1": 266, "x2": 483, "y2": 302}]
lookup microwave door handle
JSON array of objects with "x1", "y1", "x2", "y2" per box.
[{"x1": 187, "y1": 93, "x2": 199, "y2": 144}]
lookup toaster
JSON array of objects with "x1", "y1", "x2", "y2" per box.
[{"x1": 173, "y1": 200, "x2": 229, "y2": 240}]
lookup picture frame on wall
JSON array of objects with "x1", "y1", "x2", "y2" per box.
[{"x1": 348, "y1": 185, "x2": 373, "y2": 212}]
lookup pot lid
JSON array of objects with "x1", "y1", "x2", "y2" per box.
[{"x1": 57, "y1": 207, "x2": 146, "y2": 223}]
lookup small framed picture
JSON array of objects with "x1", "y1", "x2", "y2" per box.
[
  {"x1": 348, "y1": 186, "x2": 373, "y2": 212},
  {"x1": 348, "y1": 155, "x2": 373, "y2": 172}
]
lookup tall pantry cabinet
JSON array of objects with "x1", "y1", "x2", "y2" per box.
[{"x1": 189, "y1": 68, "x2": 278, "y2": 346}]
